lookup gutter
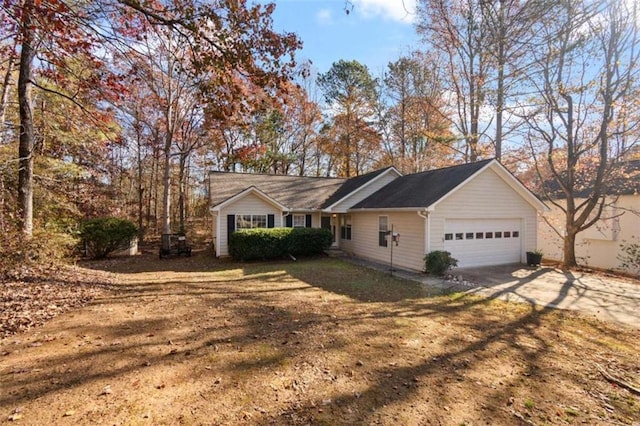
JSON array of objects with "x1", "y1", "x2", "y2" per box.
[{"x1": 417, "y1": 208, "x2": 434, "y2": 254}]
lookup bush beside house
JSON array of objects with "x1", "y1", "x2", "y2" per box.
[{"x1": 424, "y1": 250, "x2": 458, "y2": 276}]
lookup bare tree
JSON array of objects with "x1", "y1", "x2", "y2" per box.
[
  {"x1": 416, "y1": 0, "x2": 491, "y2": 162},
  {"x1": 522, "y1": 0, "x2": 640, "y2": 267},
  {"x1": 481, "y1": 0, "x2": 549, "y2": 160}
]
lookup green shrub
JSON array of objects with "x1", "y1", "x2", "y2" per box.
[
  {"x1": 229, "y1": 227, "x2": 333, "y2": 261},
  {"x1": 287, "y1": 228, "x2": 333, "y2": 257},
  {"x1": 424, "y1": 250, "x2": 458, "y2": 276},
  {"x1": 80, "y1": 217, "x2": 137, "y2": 259},
  {"x1": 229, "y1": 228, "x2": 290, "y2": 261}
]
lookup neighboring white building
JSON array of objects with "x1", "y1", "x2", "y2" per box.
[
  {"x1": 209, "y1": 160, "x2": 547, "y2": 271},
  {"x1": 538, "y1": 160, "x2": 640, "y2": 275}
]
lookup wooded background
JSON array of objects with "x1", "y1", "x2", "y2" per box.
[{"x1": 0, "y1": 0, "x2": 638, "y2": 268}]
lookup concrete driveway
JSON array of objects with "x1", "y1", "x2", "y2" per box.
[{"x1": 452, "y1": 264, "x2": 640, "y2": 328}]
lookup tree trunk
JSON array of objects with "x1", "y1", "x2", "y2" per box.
[
  {"x1": 0, "y1": 175, "x2": 5, "y2": 233},
  {"x1": 467, "y1": 14, "x2": 479, "y2": 163},
  {"x1": 0, "y1": 50, "x2": 13, "y2": 233},
  {"x1": 151, "y1": 143, "x2": 159, "y2": 234},
  {"x1": 563, "y1": 229, "x2": 578, "y2": 268},
  {"x1": 136, "y1": 130, "x2": 145, "y2": 243},
  {"x1": 494, "y1": 0, "x2": 505, "y2": 161},
  {"x1": 161, "y1": 132, "x2": 172, "y2": 242},
  {"x1": 178, "y1": 153, "x2": 186, "y2": 233},
  {"x1": 0, "y1": 48, "x2": 16, "y2": 141},
  {"x1": 17, "y1": 0, "x2": 36, "y2": 238}
]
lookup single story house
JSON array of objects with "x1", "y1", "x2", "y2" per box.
[
  {"x1": 538, "y1": 159, "x2": 640, "y2": 274},
  {"x1": 209, "y1": 159, "x2": 547, "y2": 271}
]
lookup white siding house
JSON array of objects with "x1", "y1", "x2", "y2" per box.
[
  {"x1": 209, "y1": 160, "x2": 547, "y2": 270},
  {"x1": 536, "y1": 159, "x2": 640, "y2": 275},
  {"x1": 325, "y1": 169, "x2": 401, "y2": 213},
  {"x1": 350, "y1": 161, "x2": 546, "y2": 269},
  {"x1": 538, "y1": 194, "x2": 640, "y2": 274},
  {"x1": 212, "y1": 188, "x2": 286, "y2": 257},
  {"x1": 346, "y1": 211, "x2": 426, "y2": 271},
  {"x1": 429, "y1": 167, "x2": 540, "y2": 267}
]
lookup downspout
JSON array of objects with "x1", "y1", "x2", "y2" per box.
[
  {"x1": 282, "y1": 210, "x2": 291, "y2": 227},
  {"x1": 417, "y1": 207, "x2": 434, "y2": 257}
]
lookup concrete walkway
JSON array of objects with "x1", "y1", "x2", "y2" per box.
[{"x1": 345, "y1": 257, "x2": 640, "y2": 328}]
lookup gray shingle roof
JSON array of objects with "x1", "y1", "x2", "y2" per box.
[
  {"x1": 209, "y1": 172, "x2": 347, "y2": 210},
  {"x1": 209, "y1": 161, "x2": 510, "y2": 212},
  {"x1": 352, "y1": 159, "x2": 493, "y2": 209},
  {"x1": 319, "y1": 167, "x2": 396, "y2": 208}
]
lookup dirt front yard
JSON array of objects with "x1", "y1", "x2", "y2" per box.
[{"x1": 1, "y1": 252, "x2": 639, "y2": 425}]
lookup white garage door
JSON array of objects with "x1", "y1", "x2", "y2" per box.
[{"x1": 443, "y1": 219, "x2": 522, "y2": 267}]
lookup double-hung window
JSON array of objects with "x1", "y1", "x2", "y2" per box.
[
  {"x1": 341, "y1": 215, "x2": 352, "y2": 240},
  {"x1": 236, "y1": 214, "x2": 267, "y2": 230},
  {"x1": 293, "y1": 214, "x2": 306, "y2": 228},
  {"x1": 378, "y1": 216, "x2": 388, "y2": 247}
]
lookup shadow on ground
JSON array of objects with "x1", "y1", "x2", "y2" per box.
[{"x1": 2, "y1": 254, "x2": 638, "y2": 425}]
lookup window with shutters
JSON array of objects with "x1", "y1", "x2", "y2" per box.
[
  {"x1": 236, "y1": 214, "x2": 267, "y2": 229},
  {"x1": 293, "y1": 214, "x2": 306, "y2": 228}
]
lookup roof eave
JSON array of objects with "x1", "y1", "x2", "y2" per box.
[
  {"x1": 323, "y1": 167, "x2": 402, "y2": 210},
  {"x1": 427, "y1": 160, "x2": 549, "y2": 212},
  {"x1": 348, "y1": 206, "x2": 432, "y2": 212}
]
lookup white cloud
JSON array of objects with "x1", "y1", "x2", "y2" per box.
[
  {"x1": 316, "y1": 8, "x2": 333, "y2": 26},
  {"x1": 353, "y1": 0, "x2": 417, "y2": 23}
]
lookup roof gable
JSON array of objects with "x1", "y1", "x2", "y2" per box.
[
  {"x1": 351, "y1": 160, "x2": 493, "y2": 209},
  {"x1": 211, "y1": 186, "x2": 289, "y2": 211},
  {"x1": 351, "y1": 159, "x2": 547, "y2": 212},
  {"x1": 320, "y1": 166, "x2": 401, "y2": 209}
]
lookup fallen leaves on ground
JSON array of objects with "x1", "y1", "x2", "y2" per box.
[
  {"x1": 1, "y1": 264, "x2": 115, "y2": 338},
  {"x1": 1, "y1": 253, "x2": 639, "y2": 425}
]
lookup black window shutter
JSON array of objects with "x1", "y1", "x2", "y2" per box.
[
  {"x1": 285, "y1": 215, "x2": 293, "y2": 227},
  {"x1": 227, "y1": 214, "x2": 235, "y2": 236},
  {"x1": 305, "y1": 214, "x2": 312, "y2": 228},
  {"x1": 267, "y1": 214, "x2": 275, "y2": 228}
]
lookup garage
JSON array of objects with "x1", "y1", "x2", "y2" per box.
[{"x1": 444, "y1": 219, "x2": 523, "y2": 267}]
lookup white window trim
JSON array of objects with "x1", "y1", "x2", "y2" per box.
[
  {"x1": 341, "y1": 214, "x2": 352, "y2": 240},
  {"x1": 293, "y1": 214, "x2": 306, "y2": 228},
  {"x1": 236, "y1": 214, "x2": 268, "y2": 230},
  {"x1": 379, "y1": 215, "x2": 388, "y2": 247}
]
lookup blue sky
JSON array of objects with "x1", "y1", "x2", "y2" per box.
[{"x1": 261, "y1": 0, "x2": 420, "y2": 77}]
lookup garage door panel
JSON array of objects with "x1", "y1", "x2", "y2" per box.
[{"x1": 444, "y1": 219, "x2": 522, "y2": 267}]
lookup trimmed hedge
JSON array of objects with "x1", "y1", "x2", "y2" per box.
[{"x1": 229, "y1": 227, "x2": 333, "y2": 261}]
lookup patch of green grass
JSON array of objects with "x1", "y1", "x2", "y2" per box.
[
  {"x1": 280, "y1": 258, "x2": 430, "y2": 302},
  {"x1": 565, "y1": 406, "x2": 579, "y2": 417},
  {"x1": 524, "y1": 399, "x2": 535, "y2": 409}
]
